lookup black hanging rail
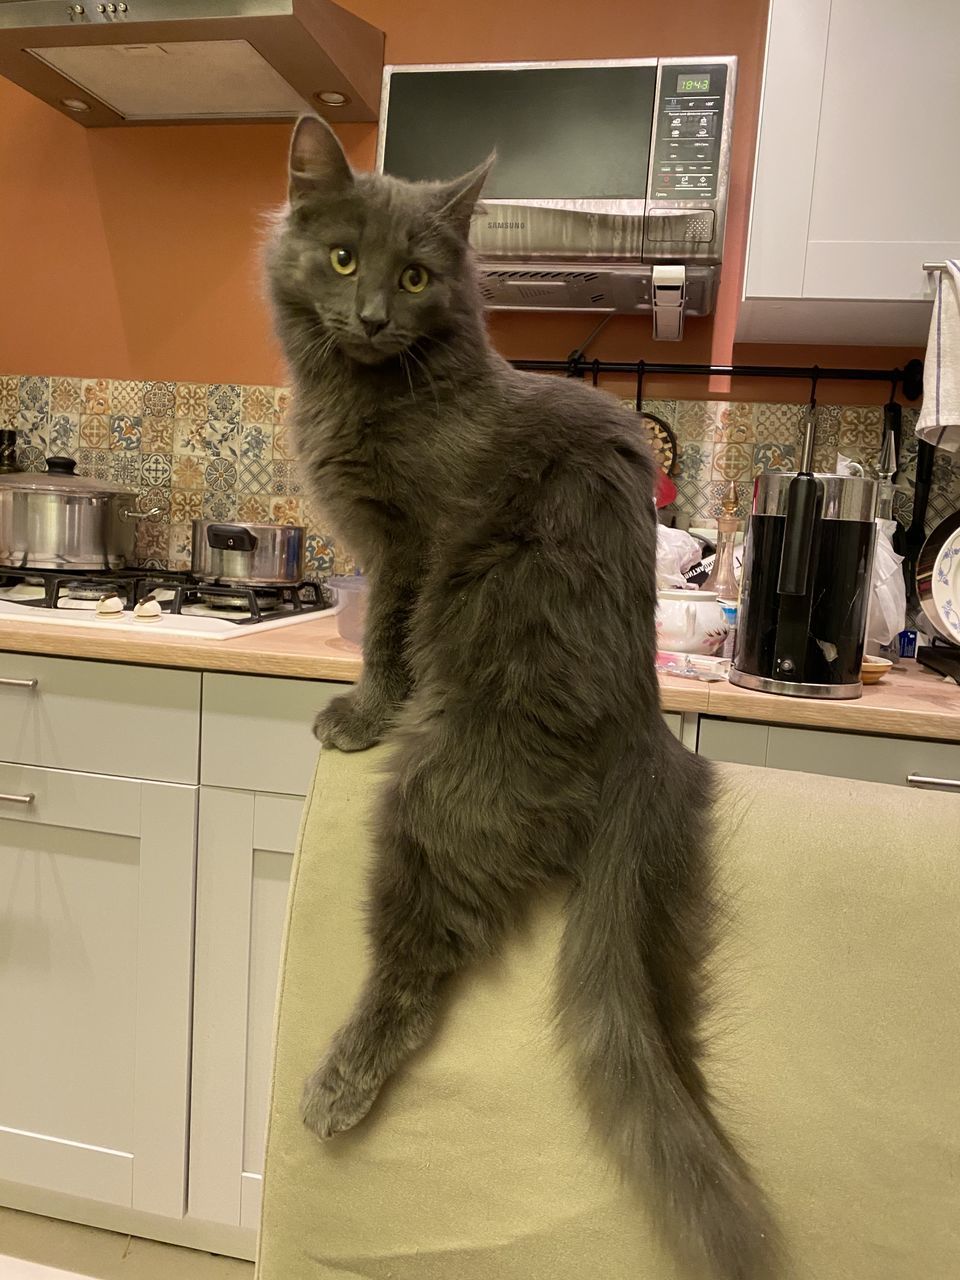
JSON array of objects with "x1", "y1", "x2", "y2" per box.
[{"x1": 511, "y1": 355, "x2": 925, "y2": 401}]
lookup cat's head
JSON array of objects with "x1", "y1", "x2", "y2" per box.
[{"x1": 269, "y1": 116, "x2": 491, "y2": 366}]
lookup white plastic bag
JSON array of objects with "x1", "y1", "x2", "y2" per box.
[
  {"x1": 656, "y1": 524, "x2": 703, "y2": 589},
  {"x1": 865, "y1": 518, "x2": 906, "y2": 651}
]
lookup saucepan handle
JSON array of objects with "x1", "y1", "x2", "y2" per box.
[{"x1": 206, "y1": 523, "x2": 258, "y2": 552}]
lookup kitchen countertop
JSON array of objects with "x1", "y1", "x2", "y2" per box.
[{"x1": 1, "y1": 613, "x2": 958, "y2": 740}]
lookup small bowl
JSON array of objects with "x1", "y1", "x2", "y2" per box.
[{"x1": 861, "y1": 654, "x2": 893, "y2": 685}]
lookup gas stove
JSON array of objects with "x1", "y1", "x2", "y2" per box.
[{"x1": 0, "y1": 568, "x2": 338, "y2": 640}]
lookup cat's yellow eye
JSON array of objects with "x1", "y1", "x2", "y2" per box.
[
  {"x1": 330, "y1": 247, "x2": 356, "y2": 276},
  {"x1": 400, "y1": 264, "x2": 429, "y2": 294}
]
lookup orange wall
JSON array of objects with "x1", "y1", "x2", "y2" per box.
[{"x1": 0, "y1": 0, "x2": 922, "y2": 403}]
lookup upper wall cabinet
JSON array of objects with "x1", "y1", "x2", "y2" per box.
[{"x1": 738, "y1": 0, "x2": 960, "y2": 345}]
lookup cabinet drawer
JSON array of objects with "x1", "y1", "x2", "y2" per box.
[
  {"x1": 201, "y1": 674, "x2": 350, "y2": 795},
  {"x1": 699, "y1": 718, "x2": 960, "y2": 789},
  {"x1": 0, "y1": 653, "x2": 200, "y2": 783}
]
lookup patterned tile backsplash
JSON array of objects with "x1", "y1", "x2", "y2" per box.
[{"x1": 2, "y1": 374, "x2": 958, "y2": 577}]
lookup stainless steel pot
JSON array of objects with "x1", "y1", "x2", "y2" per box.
[
  {"x1": 0, "y1": 457, "x2": 157, "y2": 571},
  {"x1": 191, "y1": 520, "x2": 305, "y2": 586}
]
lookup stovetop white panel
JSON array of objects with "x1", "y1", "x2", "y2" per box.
[{"x1": 0, "y1": 597, "x2": 338, "y2": 641}]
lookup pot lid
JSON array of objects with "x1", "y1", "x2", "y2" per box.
[{"x1": 0, "y1": 456, "x2": 136, "y2": 497}]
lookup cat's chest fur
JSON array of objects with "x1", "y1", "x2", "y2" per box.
[{"x1": 293, "y1": 378, "x2": 461, "y2": 556}]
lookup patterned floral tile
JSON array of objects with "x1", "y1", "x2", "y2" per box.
[
  {"x1": 8, "y1": 374, "x2": 958, "y2": 583},
  {"x1": 272, "y1": 424, "x2": 295, "y2": 460},
  {"x1": 141, "y1": 416, "x2": 174, "y2": 454},
  {"x1": 19, "y1": 375, "x2": 50, "y2": 413},
  {"x1": 208, "y1": 383, "x2": 241, "y2": 426},
  {"x1": 710, "y1": 441, "x2": 752, "y2": 483},
  {"x1": 305, "y1": 532, "x2": 335, "y2": 576},
  {"x1": 202, "y1": 490, "x2": 238, "y2": 521},
  {"x1": 717, "y1": 402, "x2": 756, "y2": 444},
  {"x1": 110, "y1": 414, "x2": 141, "y2": 451},
  {"x1": 271, "y1": 459, "x2": 302, "y2": 495},
  {"x1": 753, "y1": 442, "x2": 797, "y2": 475},
  {"x1": 205, "y1": 457, "x2": 238, "y2": 492},
  {"x1": 242, "y1": 384, "x2": 278, "y2": 426},
  {"x1": 79, "y1": 413, "x2": 110, "y2": 449},
  {"x1": 271, "y1": 495, "x2": 303, "y2": 525},
  {"x1": 50, "y1": 377, "x2": 81, "y2": 415},
  {"x1": 135, "y1": 518, "x2": 169, "y2": 563},
  {"x1": 17, "y1": 408, "x2": 49, "y2": 457},
  {"x1": 46, "y1": 413, "x2": 78, "y2": 458},
  {"x1": 111, "y1": 380, "x2": 144, "y2": 417},
  {"x1": 174, "y1": 416, "x2": 209, "y2": 456},
  {"x1": 16, "y1": 443, "x2": 46, "y2": 472},
  {"x1": 240, "y1": 422, "x2": 273, "y2": 463},
  {"x1": 237, "y1": 493, "x2": 271, "y2": 522},
  {"x1": 110, "y1": 452, "x2": 141, "y2": 486},
  {"x1": 170, "y1": 487, "x2": 204, "y2": 523},
  {"x1": 755, "y1": 402, "x2": 800, "y2": 443},
  {"x1": 673, "y1": 400, "x2": 718, "y2": 443},
  {"x1": 276, "y1": 388, "x2": 293, "y2": 424},
  {"x1": 140, "y1": 453, "x2": 173, "y2": 488},
  {"x1": 143, "y1": 381, "x2": 175, "y2": 419},
  {"x1": 167, "y1": 522, "x2": 194, "y2": 571},
  {"x1": 81, "y1": 378, "x2": 112, "y2": 415},
  {"x1": 0, "y1": 374, "x2": 19, "y2": 420},
  {"x1": 204, "y1": 419, "x2": 245, "y2": 461},
  {"x1": 139, "y1": 486, "x2": 171, "y2": 518},
  {"x1": 239, "y1": 456, "x2": 272, "y2": 491},
  {"x1": 172, "y1": 453, "x2": 206, "y2": 490},
  {"x1": 175, "y1": 383, "x2": 208, "y2": 420}
]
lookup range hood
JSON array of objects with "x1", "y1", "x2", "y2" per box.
[{"x1": 0, "y1": 0, "x2": 384, "y2": 126}]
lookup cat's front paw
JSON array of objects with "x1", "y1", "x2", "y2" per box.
[
  {"x1": 314, "y1": 692, "x2": 388, "y2": 751},
  {"x1": 301, "y1": 1056, "x2": 379, "y2": 1140}
]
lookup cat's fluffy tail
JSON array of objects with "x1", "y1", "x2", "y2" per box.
[{"x1": 556, "y1": 736, "x2": 781, "y2": 1280}]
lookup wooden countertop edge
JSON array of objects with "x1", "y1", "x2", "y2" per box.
[
  {"x1": 2, "y1": 622, "x2": 958, "y2": 740},
  {"x1": 0, "y1": 623, "x2": 362, "y2": 682},
  {"x1": 704, "y1": 685, "x2": 960, "y2": 742}
]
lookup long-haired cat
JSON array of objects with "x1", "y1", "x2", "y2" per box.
[{"x1": 266, "y1": 115, "x2": 779, "y2": 1280}]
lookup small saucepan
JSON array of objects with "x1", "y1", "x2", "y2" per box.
[{"x1": 191, "y1": 519, "x2": 305, "y2": 587}]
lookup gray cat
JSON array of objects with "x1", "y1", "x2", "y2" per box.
[{"x1": 267, "y1": 116, "x2": 779, "y2": 1280}]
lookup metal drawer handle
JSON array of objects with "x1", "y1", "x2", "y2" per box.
[
  {"x1": 0, "y1": 793, "x2": 35, "y2": 806},
  {"x1": 0, "y1": 677, "x2": 38, "y2": 689},
  {"x1": 906, "y1": 774, "x2": 960, "y2": 792}
]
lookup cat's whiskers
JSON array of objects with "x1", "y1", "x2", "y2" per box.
[
  {"x1": 398, "y1": 350, "x2": 416, "y2": 400},
  {"x1": 404, "y1": 344, "x2": 442, "y2": 417}
]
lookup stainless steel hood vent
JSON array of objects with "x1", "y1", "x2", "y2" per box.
[{"x1": 0, "y1": 0, "x2": 384, "y2": 126}]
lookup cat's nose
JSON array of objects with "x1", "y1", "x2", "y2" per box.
[{"x1": 359, "y1": 311, "x2": 388, "y2": 337}]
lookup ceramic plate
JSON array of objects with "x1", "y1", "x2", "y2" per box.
[{"x1": 932, "y1": 527, "x2": 960, "y2": 641}]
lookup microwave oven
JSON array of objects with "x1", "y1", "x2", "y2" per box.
[{"x1": 377, "y1": 58, "x2": 737, "y2": 338}]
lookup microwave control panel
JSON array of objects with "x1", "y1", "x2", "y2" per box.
[{"x1": 650, "y1": 62, "x2": 730, "y2": 202}]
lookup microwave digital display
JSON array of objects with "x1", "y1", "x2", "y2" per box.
[
  {"x1": 382, "y1": 65, "x2": 656, "y2": 200},
  {"x1": 676, "y1": 74, "x2": 711, "y2": 93}
]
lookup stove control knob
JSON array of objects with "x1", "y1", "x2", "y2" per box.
[{"x1": 133, "y1": 595, "x2": 163, "y2": 622}]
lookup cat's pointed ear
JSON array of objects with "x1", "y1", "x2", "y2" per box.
[
  {"x1": 288, "y1": 115, "x2": 354, "y2": 202},
  {"x1": 434, "y1": 154, "x2": 495, "y2": 238}
]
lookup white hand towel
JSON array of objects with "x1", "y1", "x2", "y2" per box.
[{"x1": 916, "y1": 259, "x2": 960, "y2": 452}]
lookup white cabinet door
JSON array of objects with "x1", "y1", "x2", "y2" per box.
[
  {"x1": 802, "y1": 0, "x2": 960, "y2": 303},
  {"x1": 698, "y1": 718, "x2": 960, "y2": 787},
  {"x1": 0, "y1": 764, "x2": 196, "y2": 1216},
  {"x1": 201, "y1": 673, "x2": 348, "y2": 796},
  {"x1": 741, "y1": 0, "x2": 960, "y2": 343},
  {"x1": 189, "y1": 786, "x2": 303, "y2": 1230}
]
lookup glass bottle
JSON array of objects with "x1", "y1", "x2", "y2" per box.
[
  {"x1": 703, "y1": 481, "x2": 741, "y2": 598},
  {"x1": 0, "y1": 428, "x2": 19, "y2": 474}
]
